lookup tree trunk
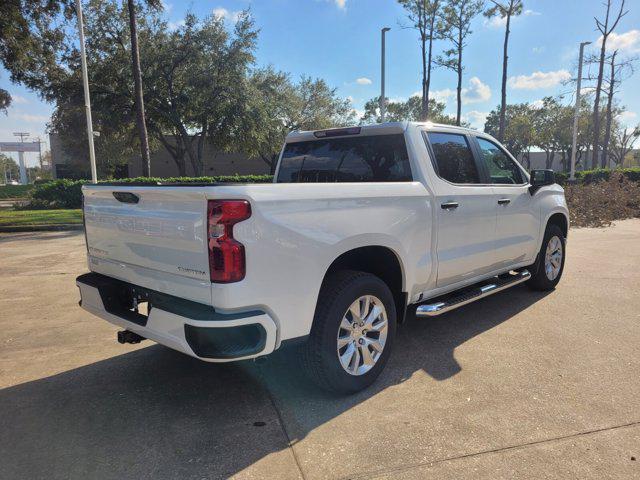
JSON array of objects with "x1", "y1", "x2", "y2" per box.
[
  {"x1": 455, "y1": 31, "x2": 463, "y2": 126},
  {"x1": 601, "y1": 51, "x2": 616, "y2": 169},
  {"x1": 127, "y1": 0, "x2": 151, "y2": 177},
  {"x1": 545, "y1": 151, "x2": 555, "y2": 170},
  {"x1": 421, "y1": 30, "x2": 428, "y2": 121},
  {"x1": 424, "y1": 13, "x2": 437, "y2": 121},
  {"x1": 498, "y1": 8, "x2": 511, "y2": 142},
  {"x1": 156, "y1": 130, "x2": 186, "y2": 176},
  {"x1": 591, "y1": 3, "x2": 612, "y2": 169}
]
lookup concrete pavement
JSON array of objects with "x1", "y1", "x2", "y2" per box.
[{"x1": 1, "y1": 222, "x2": 639, "y2": 479}]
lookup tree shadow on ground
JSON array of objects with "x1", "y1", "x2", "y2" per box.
[{"x1": 0, "y1": 285, "x2": 549, "y2": 479}]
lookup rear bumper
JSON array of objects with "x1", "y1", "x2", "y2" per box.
[{"x1": 76, "y1": 273, "x2": 277, "y2": 362}]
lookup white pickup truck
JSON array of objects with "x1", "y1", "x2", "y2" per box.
[{"x1": 77, "y1": 122, "x2": 568, "y2": 393}]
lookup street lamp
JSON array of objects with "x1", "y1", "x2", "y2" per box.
[
  {"x1": 380, "y1": 27, "x2": 391, "y2": 122},
  {"x1": 75, "y1": 0, "x2": 98, "y2": 183},
  {"x1": 570, "y1": 41, "x2": 591, "y2": 182}
]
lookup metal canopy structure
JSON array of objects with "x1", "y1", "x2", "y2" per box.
[{"x1": 0, "y1": 141, "x2": 41, "y2": 185}]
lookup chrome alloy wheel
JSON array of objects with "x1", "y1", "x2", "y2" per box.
[
  {"x1": 337, "y1": 295, "x2": 388, "y2": 376},
  {"x1": 544, "y1": 235, "x2": 563, "y2": 281}
]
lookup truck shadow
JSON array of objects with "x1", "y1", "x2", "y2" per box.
[{"x1": 0, "y1": 285, "x2": 549, "y2": 479}]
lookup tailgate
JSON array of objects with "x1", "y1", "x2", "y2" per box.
[{"x1": 83, "y1": 185, "x2": 212, "y2": 301}]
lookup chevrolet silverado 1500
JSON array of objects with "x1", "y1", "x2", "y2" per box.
[{"x1": 77, "y1": 122, "x2": 569, "y2": 393}]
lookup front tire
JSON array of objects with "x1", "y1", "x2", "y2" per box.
[
  {"x1": 300, "y1": 270, "x2": 397, "y2": 394},
  {"x1": 527, "y1": 223, "x2": 566, "y2": 291}
]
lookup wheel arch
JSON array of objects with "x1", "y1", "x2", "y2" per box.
[
  {"x1": 320, "y1": 245, "x2": 408, "y2": 324},
  {"x1": 547, "y1": 211, "x2": 569, "y2": 238}
]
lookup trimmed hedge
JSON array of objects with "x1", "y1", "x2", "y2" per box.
[
  {"x1": 0, "y1": 184, "x2": 33, "y2": 200},
  {"x1": 555, "y1": 168, "x2": 640, "y2": 185},
  {"x1": 23, "y1": 175, "x2": 274, "y2": 209},
  {"x1": 19, "y1": 168, "x2": 640, "y2": 210}
]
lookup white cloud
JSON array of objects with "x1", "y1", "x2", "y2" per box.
[
  {"x1": 598, "y1": 29, "x2": 640, "y2": 54},
  {"x1": 355, "y1": 77, "x2": 372, "y2": 85},
  {"x1": 484, "y1": 16, "x2": 507, "y2": 28},
  {"x1": 334, "y1": 0, "x2": 346, "y2": 8},
  {"x1": 532, "y1": 46, "x2": 544, "y2": 54},
  {"x1": 11, "y1": 95, "x2": 29, "y2": 105},
  {"x1": 167, "y1": 19, "x2": 185, "y2": 31},
  {"x1": 212, "y1": 7, "x2": 241, "y2": 23},
  {"x1": 12, "y1": 112, "x2": 50, "y2": 123},
  {"x1": 462, "y1": 110, "x2": 488, "y2": 130},
  {"x1": 523, "y1": 9, "x2": 541, "y2": 16},
  {"x1": 618, "y1": 111, "x2": 638, "y2": 126},
  {"x1": 508, "y1": 69, "x2": 571, "y2": 90},
  {"x1": 530, "y1": 99, "x2": 545, "y2": 109},
  {"x1": 432, "y1": 88, "x2": 455, "y2": 102},
  {"x1": 462, "y1": 77, "x2": 491, "y2": 104},
  {"x1": 161, "y1": 0, "x2": 173, "y2": 13},
  {"x1": 431, "y1": 77, "x2": 491, "y2": 105}
]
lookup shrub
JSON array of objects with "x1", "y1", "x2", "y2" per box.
[
  {"x1": 554, "y1": 167, "x2": 640, "y2": 186},
  {"x1": 0, "y1": 184, "x2": 33, "y2": 200},
  {"x1": 564, "y1": 171, "x2": 640, "y2": 228},
  {"x1": 22, "y1": 175, "x2": 274, "y2": 209}
]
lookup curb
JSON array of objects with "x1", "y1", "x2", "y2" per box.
[{"x1": 0, "y1": 224, "x2": 84, "y2": 233}]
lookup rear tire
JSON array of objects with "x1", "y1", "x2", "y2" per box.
[
  {"x1": 300, "y1": 270, "x2": 397, "y2": 394},
  {"x1": 527, "y1": 223, "x2": 566, "y2": 291}
]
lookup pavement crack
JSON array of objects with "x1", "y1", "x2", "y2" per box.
[
  {"x1": 259, "y1": 371, "x2": 308, "y2": 480},
  {"x1": 342, "y1": 420, "x2": 640, "y2": 480}
]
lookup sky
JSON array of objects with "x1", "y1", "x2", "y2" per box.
[{"x1": 1, "y1": 0, "x2": 639, "y2": 168}]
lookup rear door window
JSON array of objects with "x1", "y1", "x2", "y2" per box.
[
  {"x1": 276, "y1": 134, "x2": 412, "y2": 183},
  {"x1": 426, "y1": 132, "x2": 480, "y2": 184}
]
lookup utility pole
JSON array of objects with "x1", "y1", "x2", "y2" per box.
[
  {"x1": 570, "y1": 41, "x2": 591, "y2": 182},
  {"x1": 75, "y1": 0, "x2": 98, "y2": 183},
  {"x1": 13, "y1": 132, "x2": 29, "y2": 185},
  {"x1": 380, "y1": 27, "x2": 391, "y2": 122}
]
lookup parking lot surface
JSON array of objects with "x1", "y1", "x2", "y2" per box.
[{"x1": 1, "y1": 221, "x2": 639, "y2": 479}]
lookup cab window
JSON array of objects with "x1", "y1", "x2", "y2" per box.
[{"x1": 476, "y1": 137, "x2": 523, "y2": 184}]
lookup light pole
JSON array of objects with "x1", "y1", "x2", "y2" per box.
[
  {"x1": 380, "y1": 27, "x2": 391, "y2": 122},
  {"x1": 75, "y1": 0, "x2": 98, "y2": 183},
  {"x1": 570, "y1": 41, "x2": 591, "y2": 182}
]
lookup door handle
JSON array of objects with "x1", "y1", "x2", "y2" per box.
[
  {"x1": 441, "y1": 201, "x2": 459, "y2": 210},
  {"x1": 497, "y1": 198, "x2": 511, "y2": 205}
]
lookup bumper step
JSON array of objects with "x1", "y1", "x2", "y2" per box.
[{"x1": 416, "y1": 270, "x2": 531, "y2": 317}]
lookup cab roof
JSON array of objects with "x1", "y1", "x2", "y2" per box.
[{"x1": 285, "y1": 121, "x2": 480, "y2": 143}]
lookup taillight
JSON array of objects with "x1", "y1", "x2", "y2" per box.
[{"x1": 207, "y1": 200, "x2": 251, "y2": 283}]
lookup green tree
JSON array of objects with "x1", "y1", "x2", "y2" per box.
[
  {"x1": 0, "y1": 154, "x2": 20, "y2": 182},
  {"x1": 0, "y1": 0, "x2": 74, "y2": 110},
  {"x1": 484, "y1": 102, "x2": 535, "y2": 165},
  {"x1": 436, "y1": 0, "x2": 484, "y2": 126},
  {"x1": 361, "y1": 95, "x2": 458, "y2": 125},
  {"x1": 398, "y1": 0, "x2": 442, "y2": 120},
  {"x1": 48, "y1": 0, "x2": 146, "y2": 177},
  {"x1": 484, "y1": 0, "x2": 523, "y2": 141},
  {"x1": 141, "y1": 12, "x2": 258, "y2": 175},
  {"x1": 126, "y1": 0, "x2": 161, "y2": 176},
  {"x1": 240, "y1": 68, "x2": 355, "y2": 172},
  {"x1": 609, "y1": 124, "x2": 639, "y2": 167}
]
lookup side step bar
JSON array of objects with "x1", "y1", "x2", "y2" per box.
[{"x1": 416, "y1": 270, "x2": 531, "y2": 317}]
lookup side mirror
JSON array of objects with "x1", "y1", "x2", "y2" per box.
[{"x1": 529, "y1": 169, "x2": 555, "y2": 195}]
